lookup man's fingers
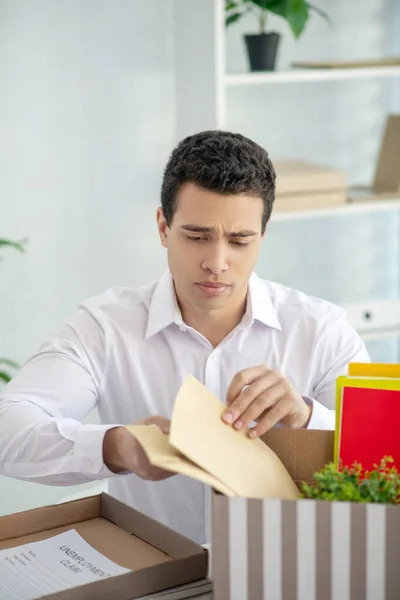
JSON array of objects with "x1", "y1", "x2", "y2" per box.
[
  {"x1": 226, "y1": 365, "x2": 270, "y2": 406},
  {"x1": 249, "y1": 397, "x2": 293, "y2": 438},
  {"x1": 223, "y1": 370, "x2": 282, "y2": 424},
  {"x1": 230, "y1": 381, "x2": 288, "y2": 429}
]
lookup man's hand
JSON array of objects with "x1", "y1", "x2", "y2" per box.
[
  {"x1": 103, "y1": 415, "x2": 174, "y2": 481},
  {"x1": 222, "y1": 366, "x2": 312, "y2": 437}
]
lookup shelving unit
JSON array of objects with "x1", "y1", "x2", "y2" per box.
[
  {"x1": 271, "y1": 197, "x2": 400, "y2": 223},
  {"x1": 173, "y1": 0, "x2": 400, "y2": 356},
  {"x1": 226, "y1": 65, "x2": 400, "y2": 86}
]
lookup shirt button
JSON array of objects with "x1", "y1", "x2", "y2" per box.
[
  {"x1": 41, "y1": 466, "x2": 48, "y2": 474},
  {"x1": 85, "y1": 460, "x2": 93, "y2": 470}
]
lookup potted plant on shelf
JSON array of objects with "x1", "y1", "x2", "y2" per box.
[
  {"x1": 0, "y1": 238, "x2": 27, "y2": 385},
  {"x1": 225, "y1": 0, "x2": 330, "y2": 72}
]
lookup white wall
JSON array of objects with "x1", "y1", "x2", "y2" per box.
[{"x1": 0, "y1": 0, "x2": 174, "y2": 514}]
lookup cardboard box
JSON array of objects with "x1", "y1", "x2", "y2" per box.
[
  {"x1": 273, "y1": 160, "x2": 347, "y2": 211},
  {"x1": 212, "y1": 429, "x2": 400, "y2": 600},
  {"x1": 120, "y1": 376, "x2": 400, "y2": 598},
  {"x1": 0, "y1": 493, "x2": 208, "y2": 600}
]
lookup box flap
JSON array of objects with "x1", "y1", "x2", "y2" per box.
[
  {"x1": 261, "y1": 429, "x2": 334, "y2": 487},
  {"x1": 0, "y1": 496, "x2": 101, "y2": 543},
  {"x1": 100, "y1": 494, "x2": 205, "y2": 560}
]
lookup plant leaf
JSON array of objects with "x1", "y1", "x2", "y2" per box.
[
  {"x1": 307, "y1": 2, "x2": 331, "y2": 25},
  {"x1": 259, "y1": 0, "x2": 289, "y2": 17},
  {"x1": 225, "y1": 0, "x2": 240, "y2": 9},
  {"x1": 247, "y1": 0, "x2": 329, "y2": 38},
  {"x1": 226, "y1": 12, "x2": 243, "y2": 26},
  {"x1": 244, "y1": 0, "x2": 272, "y2": 8},
  {"x1": 0, "y1": 370, "x2": 12, "y2": 384},
  {"x1": 281, "y1": 0, "x2": 309, "y2": 38},
  {"x1": 0, "y1": 238, "x2": 28, "y2": 253},
  {"x1": 0, "y1": 358, "x2": 19, "y2": 369}
]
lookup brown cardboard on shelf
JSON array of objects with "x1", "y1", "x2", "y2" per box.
[
  {"x1": 0, "y1": 493, "x2": 208, "y2": 600},
  {"x1": 291, "y1": 57, "x2": 400, "y2": 69},
  {"x1": 273, "y1": 160, "x2": 347, "y2": 211},
  {"x1": 347, "y1": 114, "x2": 400, "y2": 203},
  {"x1": 372, "y1": 115, "x2": 400, "y2": 195}
]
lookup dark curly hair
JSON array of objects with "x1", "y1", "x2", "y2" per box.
[{"x1": 161, "y1": 130, "x2": 276, "y2": 234}]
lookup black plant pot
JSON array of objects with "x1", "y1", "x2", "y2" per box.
[{"x1": 244, "y1": 32, "x2": 281, "y2": 71}]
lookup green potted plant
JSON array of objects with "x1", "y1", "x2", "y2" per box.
[
  {"x1": 0, "y1": 238, "x2": 27, "y2": 385},
  {"x1": 301, "y1": 457, "x2": 400, "y2": 504},
  {"x1": 225, "y1": 0, "x2": 330, "y2": 72}
]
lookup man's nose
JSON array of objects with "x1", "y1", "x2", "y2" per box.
[{"x1": 201, "y1": 243, "x2": 229, "y2": 274}]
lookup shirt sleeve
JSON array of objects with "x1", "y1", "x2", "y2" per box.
[
  {"x1": 0, "y1": 304, "x2": 123, "y2": 485},
  {"x1": 303, "y1": 310, "x2": 370, "y2": 430}
]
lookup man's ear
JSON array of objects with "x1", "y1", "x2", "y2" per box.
[{"x1": 156, "y1": 207, "x2": 169, "y2": 248}]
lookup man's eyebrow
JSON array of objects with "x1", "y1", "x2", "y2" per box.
[{"x1": 180, "y1": 225, "x2": 258, "y2": 237}]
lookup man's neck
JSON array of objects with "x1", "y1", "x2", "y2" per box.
[{"x1": 178, "y1": 295, "x2": 248, "y2": 348}]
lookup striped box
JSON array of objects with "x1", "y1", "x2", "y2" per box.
[{"x1": 212, "y1": 494, "x2": 400, "y2": 600}]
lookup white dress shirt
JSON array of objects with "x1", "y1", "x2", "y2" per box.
[{"x1": 0, "y1": 271, "x2": 369, "y2": 543}]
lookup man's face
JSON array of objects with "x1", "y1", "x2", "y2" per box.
[{"x1": 157, "y1": 182, "x2": 265, "y2": 315}]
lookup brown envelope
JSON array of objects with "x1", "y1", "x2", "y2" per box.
[{"x1": 126, "y1": 375, "x2": 299, "y2": 500}]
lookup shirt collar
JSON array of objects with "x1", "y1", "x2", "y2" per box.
[
  {"x1": 246, "y1": 272, "x2": 282, "y2": 330},
  {"x1": 145, "y1": 271, "x2": 183, "y2": 338},
  {"x1": 145, "y1": 271, "x2": 281, "y2": 339}
]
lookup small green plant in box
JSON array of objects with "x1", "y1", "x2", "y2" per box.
[{"x1": 301, "y1": 456, "x2": 400, "y2": 504}]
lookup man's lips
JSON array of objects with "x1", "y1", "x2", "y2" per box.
[{"x1": 196, "y1": 282, "x2": 230, "y2": 295}]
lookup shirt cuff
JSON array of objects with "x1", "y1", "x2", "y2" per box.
[
  {"x1": 302, "y1": 396, "x2": 335, "y2": 430},
  {"x1": 57, "y1": 421, "x2": 130, "y2": 479}
]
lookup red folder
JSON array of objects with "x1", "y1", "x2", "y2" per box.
[{"x1": 338, "y1": 386, "x2": 400, "y2": 472}]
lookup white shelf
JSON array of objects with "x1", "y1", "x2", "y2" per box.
[
  {"x1": 271, "y1": 198, "x2": 400, "y2": 223},
  {"x1": 225, "y1": 65, "x2": 400, "y2": 86},
  {"x1": 340, "y1": 300, "x2": 400, "y2": 341}
]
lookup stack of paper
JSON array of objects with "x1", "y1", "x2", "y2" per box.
[{"x1": 335, "y1": 363, "x2": 400, "y2": 470}]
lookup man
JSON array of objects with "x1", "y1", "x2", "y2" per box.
[{"x1": 0, "y1": 131, "x2": 368, "y2": 544}]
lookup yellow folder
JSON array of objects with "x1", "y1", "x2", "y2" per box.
[{"x1": 348, "y1": 362, "x2": 400, "y2": 378}]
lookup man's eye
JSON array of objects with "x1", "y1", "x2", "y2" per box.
[
  {"x1": 187, "y1": 236, "x2": 202, "y2": 242},
  {"x1": 230, "y1": 241, "x2": 249, "y2": 247}
]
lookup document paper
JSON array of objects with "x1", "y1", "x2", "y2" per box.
[
  {"x1": 0, "y1": 529, "x2": 130, "y2": 600},
  {"x1": 127, "y1": 375, "x2": 299, "y2": 499}
]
